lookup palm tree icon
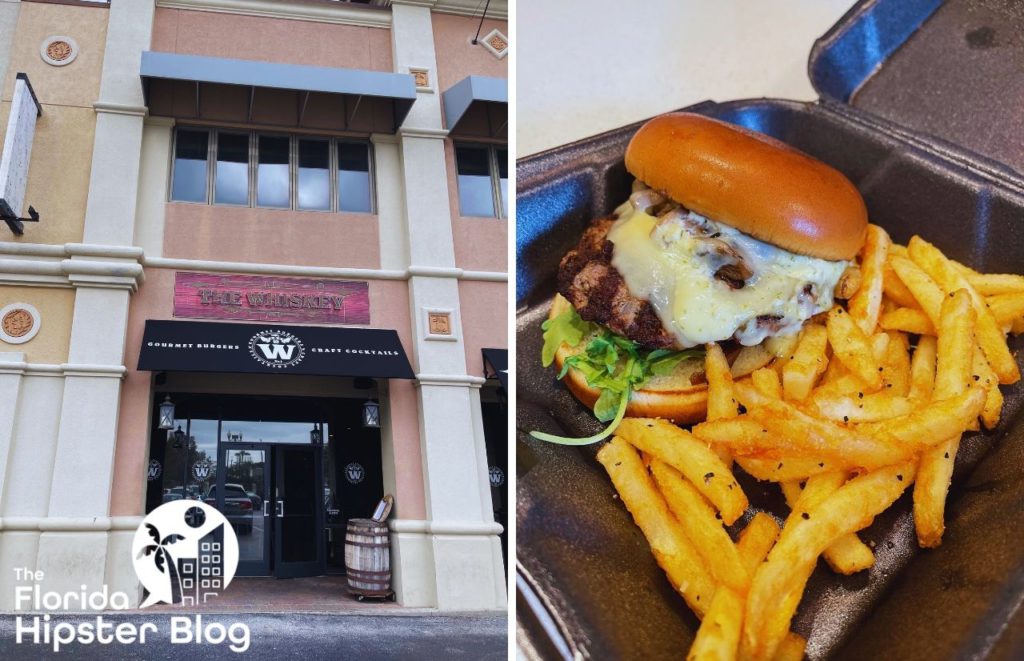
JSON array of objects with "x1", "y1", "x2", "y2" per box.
[{"x1": 137, "y1": 522, "x2": 185, "y2": 603}]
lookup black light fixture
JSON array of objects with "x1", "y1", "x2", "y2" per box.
[
  {"x1": 362, "y1": 400, "x2": 380, "y2": 428},
  {"x1": 172, "y1": 424, "x2": 186, "y2": 449},
  {"x1": 158, "y1": 395, "x2": 175, "y2": 430},
  {"x1": 310, "y1": 424, "x2": 323, "y2": 444}
]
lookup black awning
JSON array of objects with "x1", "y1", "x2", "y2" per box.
[
  {"x1": 138, "y1": 320, "x2": 415, "y2": 379},
  {"x1": 482, "y1": 348, "x2": 508, "y2": 391}
]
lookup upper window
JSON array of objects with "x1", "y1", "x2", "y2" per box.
[
  {"x1": 170, "y1": 128, "x2": 374, "y2": 214},
  {"x1": 455, "y1": 144, "x2": 507, "y2": 218}
]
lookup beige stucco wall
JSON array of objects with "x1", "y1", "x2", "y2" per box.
[
  {"x1": 0, "y1": 286, "x2": 73, "y2": 364},
  {"x1": 151, "y1": 7, "x2": 393, "y2": 72},
  {"x1": 0, "y1": 2, "x2": 107, "y2": 246}
]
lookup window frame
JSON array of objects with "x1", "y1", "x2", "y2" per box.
[
  {"x1": 453, "y1": 141, "x2": 508, "y2": 219},
  {"x1": 169, "y1": 127, "x2": 376, "y2": 214}
]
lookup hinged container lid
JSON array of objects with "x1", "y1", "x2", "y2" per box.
[{"x1": 809, "y1": 0, "x2": 1024, "y2": 176}]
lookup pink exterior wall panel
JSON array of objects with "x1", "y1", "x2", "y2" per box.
[
  {"x1": 431, "y1": 14, "x2": 507, "y2": 92},
  {"x1": 444, "y1": 141, "x2": 507, "y2": 272},
  {"x1": 110, "y1": 270, "x2": 425, "y2": 520},
  {"x1": 458, "y1": 280, "x2": 508, "y2": 379},
  {"x1": 152, "y1": 8, "x2": 393, "y2": 72},
  {"x1": 163, "y1": 204, "x2": 381, "y2": 270}
]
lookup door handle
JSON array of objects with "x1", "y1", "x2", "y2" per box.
[
  {"x1": 263, "y1": 500, "x2": 270, "y2": 516},
  {"x1": 276, "y1": 500, "x2": 285, "y2": 517}
]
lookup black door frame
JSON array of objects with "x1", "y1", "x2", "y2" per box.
[
  {"x1": 216, "y1": 441, "x2": 272, "y2": 576},
  {"x1": 216, "y1": 441, "x2": 325, "y2": 578},
  {"x1": 273, "y1": 444, "x2": 325, "y2": 578}
]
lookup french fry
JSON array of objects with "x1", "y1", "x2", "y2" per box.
[
  {"x1": 880, "y1": 331, "x2": 911, "y2": 396},
  {"x1": 751, "y1": 367, "x2": 782, "y2": 399},
  {"x1": 973, "y1": 350, "x2": 1002, "y2": 429},
  {"x1": 857, "y1": 388, "x2": 985, "y2": 447},
  {"x1": 834, "y1": 264, "x2": 862, "y2": 300},
  {"x1": 892, "y1": 255, "x2": 1003, "y2": 427},
  {"x1": 736, "y1": 512, "x2": 781, "y2": 577},
  {"x1": 908, "y1": 335, "x2": 937, "y2": 403},
  {"x1": 597, "y1": 438, "x2": 715, "y2": 616},
  {"x1": 730, "y1": 383, "x2": 912, "y2": 470},
  {"x1": 651, "y1": 460, "x2": 749, "y2": 592},
  {"x1": 954, "y1": 266, "x2": 1024, "y2": 295},
  {"x1": 815, "y1": 330, "x2": 888, "y2": 396},
  {"x1": 848, "y1": 224, "x2": 891, "y2": 334},
  {"x1": 883, "y1": 260, "x2": 921, "y2": 309},
  {"x1": 826, "y1": 307, "x2": 883, "y2": 389},
  {"x1": 705, "y1": 343, "x2": 737, "y2": 465},
  {"x1": 781, "y1": 473, "x2": 874, "y2": 575},
  {"x1": 914, "y1": 290, "x2": 975, "y2": 548},
  {"x1": 808, "y1": 391, "x2": 913, "y2": 423},
  {"x1": 706, "y1": 343, "x2": 738, "y2": 421},
  {"x1": 985, "y1": 293, "x2": 1024, "y2": 327},
  {"x1": 771, "y1": 633, "x2": 807, "y2": 661},
  {"x1": 908, "y1": 236, "x2": 1019, "y2": 384},
  {"x1": 736, "y1": 456, "x2": 835, "y2": 483},
  {"x1": 616, "y1": 418, "x2": 749, "y2": 525},
  {"x1": 880, "y1": 307, "x2": 936, "y2": 335},
  {"x1": 889, "y1": 256, "x2": 944, "y2": 321},
  {"x1": 742, "y1": 463, "x2": 916, "y2": 660},
  {"x1": 688, "y1": 586, "x2": 744, "y2": 661},
  {"x1": 782, "y1": 324, "x2": 828, "y2": 401}
]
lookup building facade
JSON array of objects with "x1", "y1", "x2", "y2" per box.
[{"x1": 0, "y1": 0, "x2": 507, "y2": 611}]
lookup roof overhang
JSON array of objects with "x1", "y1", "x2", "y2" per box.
[
  {"x1": 141, "y1": 51, "x2": 417, "y2": 133},
  {"x1": 442, "y1": 75, "x2": 507, "y2": 137}
]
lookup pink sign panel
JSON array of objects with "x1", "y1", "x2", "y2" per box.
[{"x1": 173, "y1": 272, "x2": 370, "y2": 325}]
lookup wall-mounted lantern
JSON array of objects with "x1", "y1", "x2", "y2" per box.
[
  {"x1": 158, "y1": 395, "x2": 175, "y2": 430},
  {"x1": 362, "y1": 400, "x2": 380, "y2": 428}
]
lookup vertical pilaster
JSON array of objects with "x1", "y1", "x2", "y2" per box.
[
  {"x1": 390, "y1": 1, "x2": 504, "y2": 611},
  {"x1": 35, "y1": 0, "x2": 154, "y2": 602}
]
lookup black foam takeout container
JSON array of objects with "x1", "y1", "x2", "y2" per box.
[{"x1": 516, "y1": 1, "x2": 1024, "y2": 658}]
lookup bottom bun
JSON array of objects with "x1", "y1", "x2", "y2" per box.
[{"x1": 549, "y1": 295, "x2": 710, "y2": 425}]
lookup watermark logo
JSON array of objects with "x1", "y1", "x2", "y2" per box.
[
  {"x1": 192, "y1": 460, "x2": 213, "y2": 481},
  {"x1": 344, "y1": 462, "x2": 365, "y2": 484},
  {"x1": 248, "y1": 329, "x2": 305, "y2": 368},
  {"x1": 132, "y1": 501, "x2": 239, "y2": 608}
]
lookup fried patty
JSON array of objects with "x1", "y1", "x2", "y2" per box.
[{"x1": 556, "y1": 215, "x2": 679, "y2": 349}]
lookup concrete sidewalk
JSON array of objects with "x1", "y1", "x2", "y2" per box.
[{"x1": 0, "y1": 611, "x2": 508, "y2": 660}]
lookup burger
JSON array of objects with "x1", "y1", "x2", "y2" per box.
[{"x1": 534, "y1": 112, "x2": 868, "y2": 444}]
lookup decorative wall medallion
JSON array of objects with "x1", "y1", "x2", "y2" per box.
[
  {"x1": 480, "y1": 29, "x2": 508, "y2": 59},
  {"x1": 0, "y1": 302, "x2": 40, "y2": 344},
  {"x1": 410, "y1": 67, "x2": 432, "y2": 92},
  {"x1": 428, "y1": 311, "x2": 451, "y2": 335},
  {"x1": 40, "y1": 36, "x2": 79, "y2": 67}
]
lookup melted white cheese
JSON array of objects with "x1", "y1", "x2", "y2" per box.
[{"x1": 608, "y1": 201, "x2": 848, "y2": 348}]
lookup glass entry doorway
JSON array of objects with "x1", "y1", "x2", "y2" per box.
[
  {"x1": 215, "y1": 442, "x2": 323, "y2": 577},
  {"x1": 146, "y1": 392, "x2": 385, "y2": 579}
]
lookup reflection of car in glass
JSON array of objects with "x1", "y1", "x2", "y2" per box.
[
  {"x1": 162, "y1": 486, "x2": 203, "y2": 503},
  {"x1": 205, "y1": 483, "x2": 254, "y2": 534},
  {"x1": 246, "y1": 491, "x2": 263, "y2": 510}
]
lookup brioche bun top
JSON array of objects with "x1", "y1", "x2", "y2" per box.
[{"x1": 624, "y1": 112, "x2": 868, "y2": 261}]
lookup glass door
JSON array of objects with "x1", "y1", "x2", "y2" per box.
[
  {"x1": 215, "y1": 442, "x2": 271, "y2": 576},
  {"x1": 273, "y1": 444, "x2": 324, "y2": 578}
]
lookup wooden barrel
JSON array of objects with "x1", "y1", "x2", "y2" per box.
[{"x1": 345, "y1": 518, "x2": 391, "y2": 597}]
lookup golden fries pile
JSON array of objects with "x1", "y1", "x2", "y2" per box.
[{"x1": 596, "y1": 226, "x2": 1023, "y2": 660}]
